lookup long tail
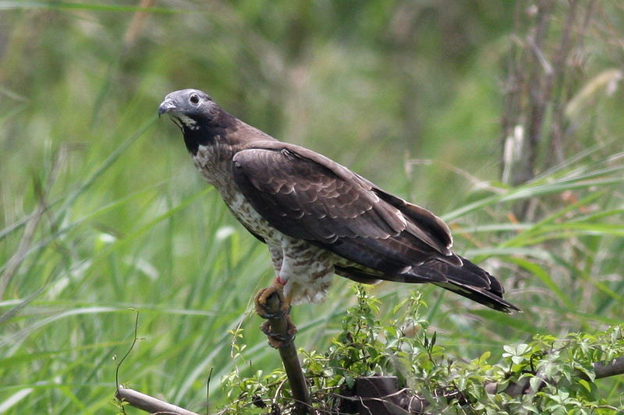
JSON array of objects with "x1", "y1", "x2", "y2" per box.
[
  {"x1": 419, "y1": 256, "x2": 521, "y2": 313},
  {"x1": 336, "y1": 255, "x2": 521, "y2": 313}
]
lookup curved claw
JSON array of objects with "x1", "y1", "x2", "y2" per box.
[
  {"x1": 255, "y1": 285, "x2": 297, "y2": 349},
  {"x1": 255, "y1": 286, "x2": 290, "y2": 320}
]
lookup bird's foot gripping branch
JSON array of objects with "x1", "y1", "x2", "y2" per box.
[
  {"x1": 255, "y1": 286, "x2": 297, "y2": 348},
  {"x1": 255, "y1": 286, "x2": 311, "y2": 414}
]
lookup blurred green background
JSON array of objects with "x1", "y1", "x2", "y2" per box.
[{"x1": 1, "y1": 1, "x2": 622, "y2": 413}]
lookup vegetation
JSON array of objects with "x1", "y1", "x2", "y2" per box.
[
  {"x1": 221, "y1": 287, "x2": 624, "y2": 414},
  {"x1": 0, "y1": 1, "x2": 622, "y2": 414}
]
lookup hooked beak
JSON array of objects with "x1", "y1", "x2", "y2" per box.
[{"x1": 158, "y1": 99, "x2": 177, "y2": 117}]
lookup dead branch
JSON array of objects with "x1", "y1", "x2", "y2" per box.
[{"x1": 115, "y1": 387, "x2": 199, "y2": 415}]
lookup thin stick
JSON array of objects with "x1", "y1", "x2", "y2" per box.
[{"x1": 115, "y1": 387, "x2": 199, "y2": 415}]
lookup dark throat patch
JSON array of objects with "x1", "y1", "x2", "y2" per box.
[{"x1": 181, "y1": 110, "x2": 238, "y2": 155}]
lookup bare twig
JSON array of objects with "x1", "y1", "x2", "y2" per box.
[
  {"x1": 113, "y1": 312, "x2": 202, "y2": 415},
  {"x1": 115, "y1": 387, "x2": 200, "y2": 415}
]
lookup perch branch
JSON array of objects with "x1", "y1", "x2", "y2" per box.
[{"x1": 256, "y1": 289, "x2": 311, "y2": 414}]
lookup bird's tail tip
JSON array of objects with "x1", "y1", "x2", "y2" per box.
[{"x1": 433, "y1": 281, "x2": 521, "y2": 313}]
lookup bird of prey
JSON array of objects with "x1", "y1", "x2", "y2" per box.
[{"x1": 159, "y1": 89, "x2": 520, "y2": 313}]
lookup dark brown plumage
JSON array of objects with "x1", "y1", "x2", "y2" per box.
[{"x1": 159, "y1": 89, "x2": 520, "y2": 313}]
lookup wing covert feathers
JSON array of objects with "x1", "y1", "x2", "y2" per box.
[{"x1": 232, "y1": 143, "x2": 519, "y2": 313}]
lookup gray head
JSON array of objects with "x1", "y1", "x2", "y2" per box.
[
  {"x1": 158, "y1": 89, "x2": 221, "y2": 131},
  {"x1": 159, "y1": 89, "x2": 239, "y2": 154}
]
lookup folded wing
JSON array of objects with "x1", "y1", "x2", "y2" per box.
[{"x1": 232, "y1": 143, "x2": 519, "y2": 312}]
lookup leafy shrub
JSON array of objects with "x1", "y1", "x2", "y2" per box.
[{"x1": 220, "y1": 286, "x2": 624, "y2": 414}]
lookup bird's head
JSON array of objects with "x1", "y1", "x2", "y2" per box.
[
  {"x1": 159, "y1": 88, "x2": 240, "y2": 154},
  {"x1": 158, "y1": 89, "x2": 219, "y2": 131}
]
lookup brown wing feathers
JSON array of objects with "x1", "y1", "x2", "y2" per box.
[
  {"x1": 233, "y1": 147, "x2": 401, "y2": 242},
  {"x1": 232, "y1": 144, "x2": 520, "y2": 312}
]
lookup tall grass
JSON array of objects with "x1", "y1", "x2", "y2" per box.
[{"x1": 1, "y1": 1, "x2": 622, "y2": 413}]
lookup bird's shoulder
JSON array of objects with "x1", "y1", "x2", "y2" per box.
[
  {"x1": 231, "y1": 141, "x2": 453, "y2": 255},
  {"x1": 233, "y1": 141, "x2": 368, "y2": 189}
]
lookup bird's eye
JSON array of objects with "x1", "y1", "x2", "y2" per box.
[{"x1": 189, "y1": 94, "x2": 200, "y2": 105}]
